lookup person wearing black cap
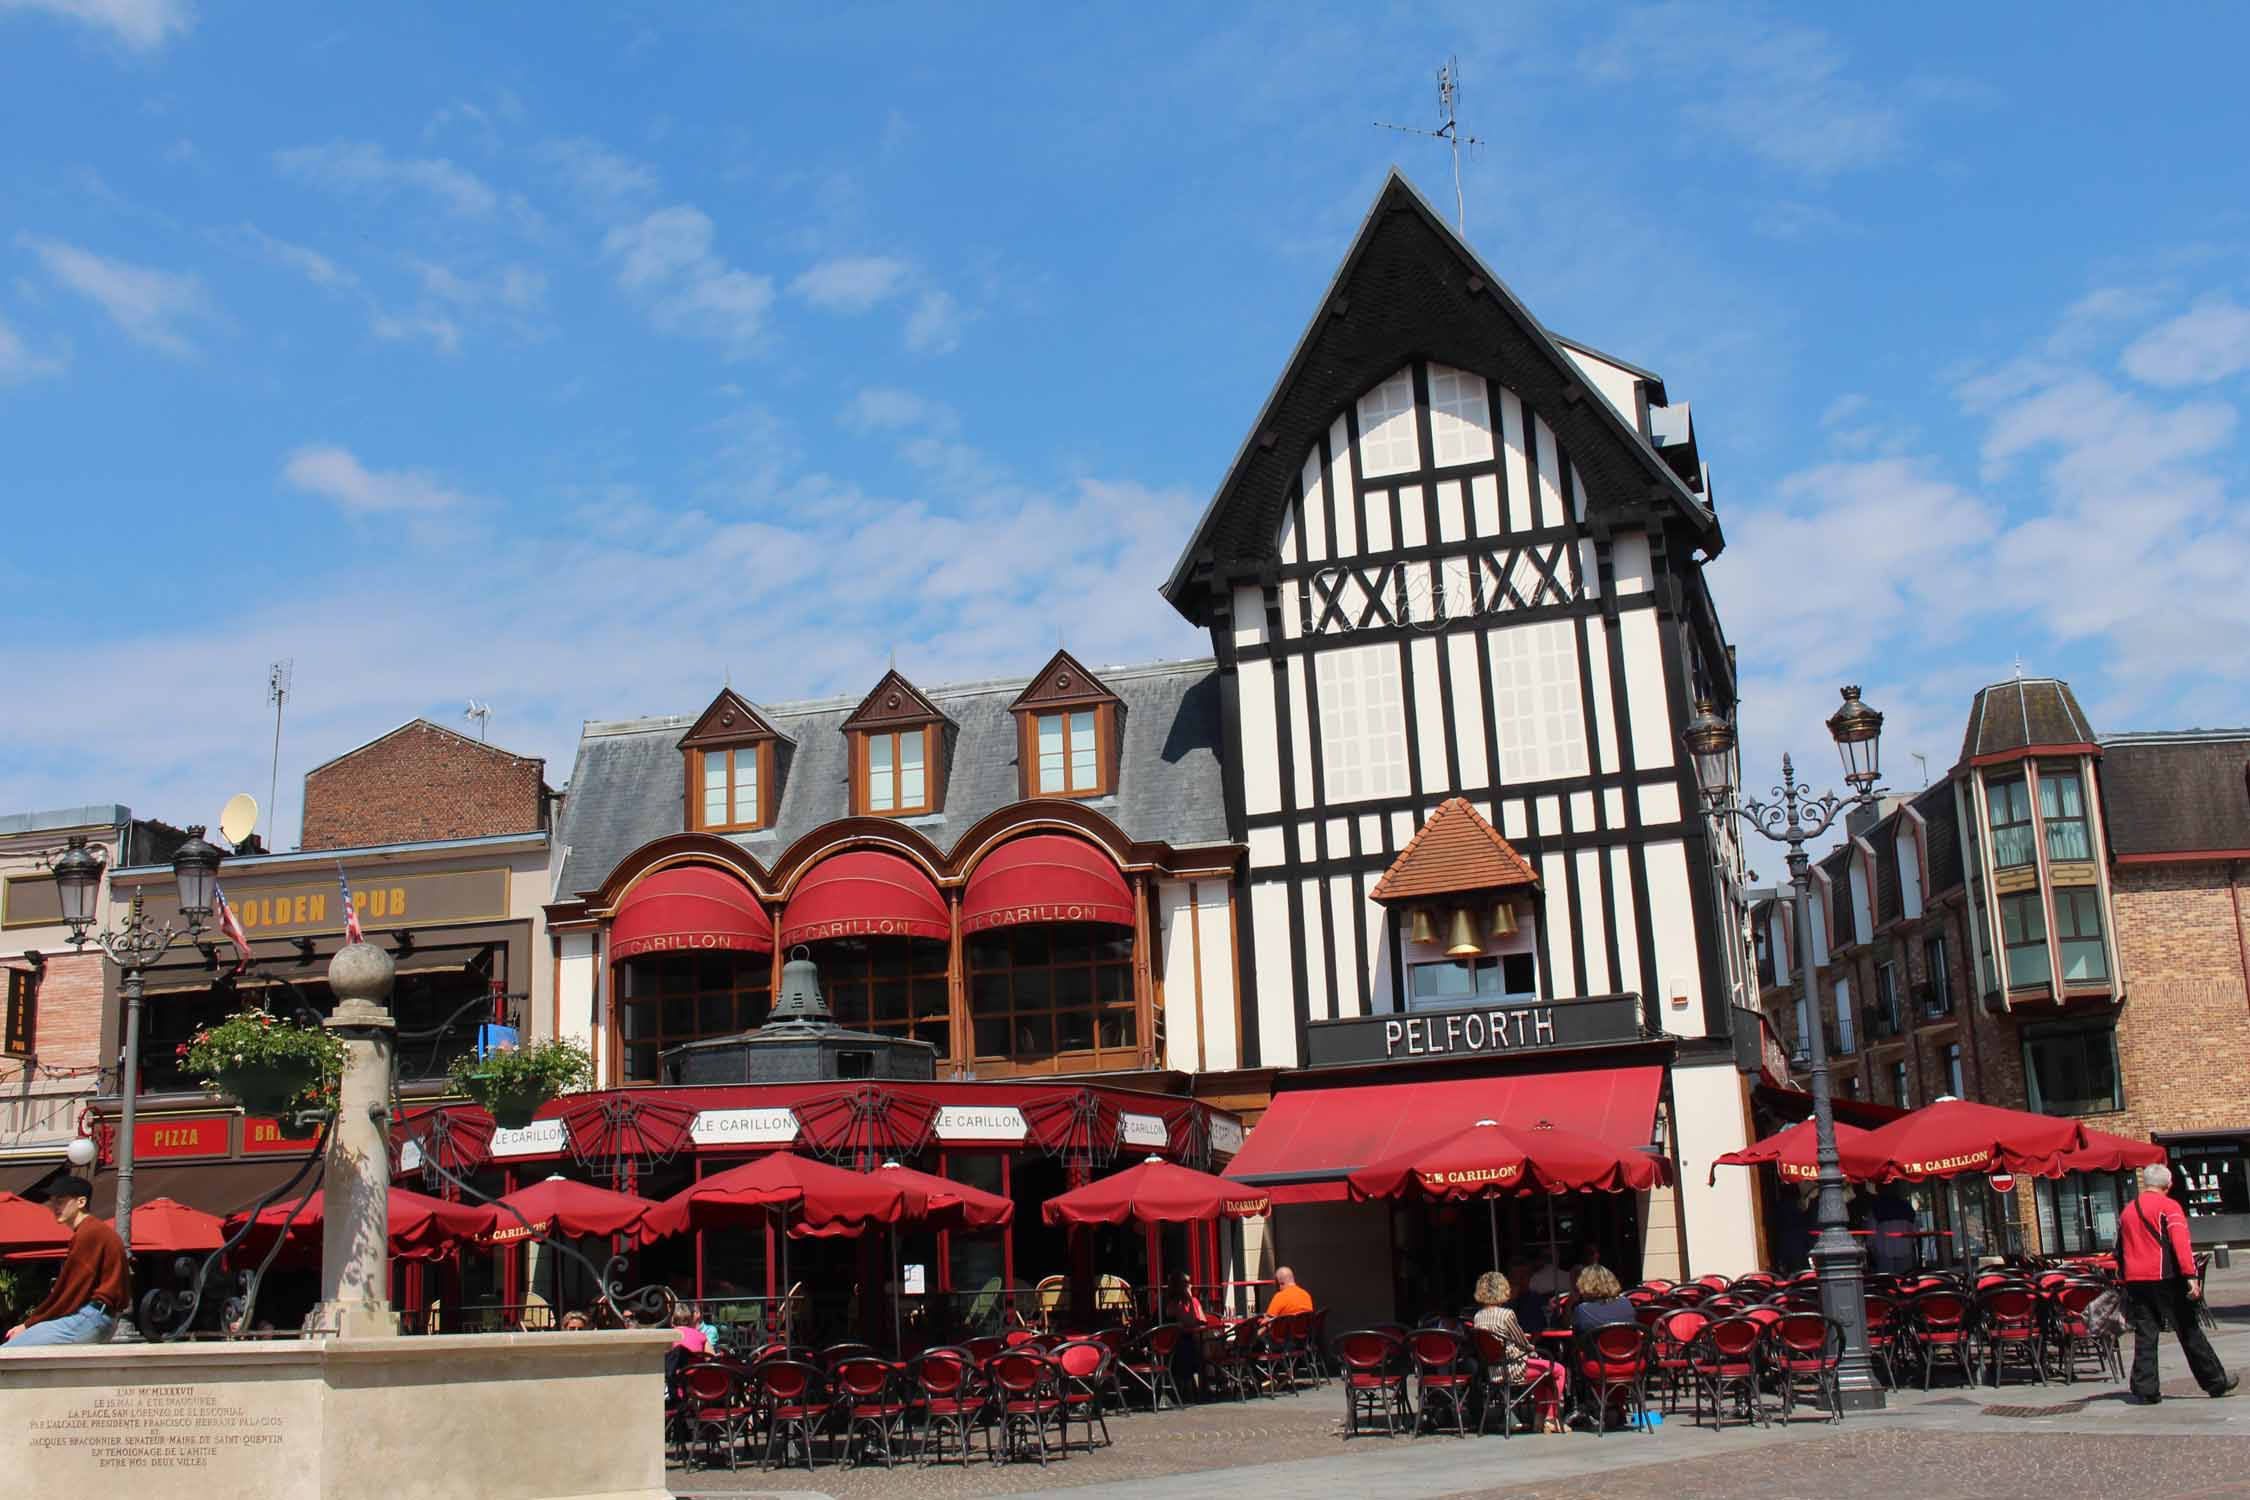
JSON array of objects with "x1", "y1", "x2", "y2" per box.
[{"x1": 3, "y1": 1175, "x2": 129, "y2": 1349}]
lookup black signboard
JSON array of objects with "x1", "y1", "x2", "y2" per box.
[
  {"x1": 1303, "y1": 993, "x2": 1645, "y2": 1068},
  {"x1": 3, "y1": 967, "x2": 34, "y2": 1060}
]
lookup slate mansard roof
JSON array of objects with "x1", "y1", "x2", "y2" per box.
[
  {"x1": 554, "y1": 659, "x2": 1231, "y2": 898},
  {"x1": 2097, "y1": 730, "x2": 2250, "y2": 858},
  {"x1": 1958, "y1": 678, "x2": 2097, "y2": 764}
]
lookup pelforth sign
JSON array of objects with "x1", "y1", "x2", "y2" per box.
[{"x1": 1302, "y1": 993, "x2": 1645, "y2": 1068}]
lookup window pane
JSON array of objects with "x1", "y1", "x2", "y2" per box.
[
  {"x1": 970, "y1": 972, "x2": 1011, "y2": 1016},
  {"x1": 1012, "y1": 1013, "x2": 1053, "y2": 1056},
  {"x1": 1056, "y1": 1009, "x2": 1094, "y2": 1053},
  {"x1": 1070, "y1": 710, "x2": 1097, "y2": 790},
  {"x1": 900, "y1": 732, "x2": 925, "y2": 806},
  {"x1": 869, "y1": 735, "x2": 894, "y2": 811},
  {"x1": 1410, "y1": 961, "x2": 1477, "y2": 1001},
  {"x1": 702, "y1": 755, "x2": 727, "y2": 826},
  {"x1": 972, "y1": 1017, "x2": 1009, "y2": 1057},
  {"x1": 1500, "y1": 953, "x2": 1537, "y2": 997},
  {"x1": 733, "y1": 748, "x2": 757, "y2": 825},
  {"x1": 1037, "y1": 715, "x2": 1065, "y2": 792}
]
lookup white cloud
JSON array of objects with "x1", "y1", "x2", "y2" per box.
[
  {"x1": 842, "y1": 386, "x2": 956, "y2": 434},
  {"x1": 273, "y1": 141, "x2": 498, "y2": 218},
  {"x1": 904, "y1": 288, "x2": 966, "y2": 354},
  {"x1": 0, "y1": 0, "x2": 191, "y2": 50},
  {"x1": 238, "y1": 225, "x2": 358, "y2": 292},
  {"x1": 602, "y1": 205, "x2": 773, "y2": 351},
  {"x1": 17, "y1": 233, "x2": 213, "y2": 356},
  {"x1": 538, "y1": 137, "x2": 659, "y2": 209},
  {"x1": 281, "y1": 445, "x2": 471, "y2": 514},
  {"x1": 2121, "y1": 300, "x2": 2250, "y2": 388},
  {"x1": 788, "y1": 255, "x2": 912, "y2": 313},
  {"x1": 0, "y1": 309, "x2": 65, "y2": 382},
  {"x1": 368, "y1": 310, "x2": 461, "y2": 355}
]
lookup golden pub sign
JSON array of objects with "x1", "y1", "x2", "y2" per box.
[{"x1": 124, "y1": 866, "x2": 509, "y2": 941}]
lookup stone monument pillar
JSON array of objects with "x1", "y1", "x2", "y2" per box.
[{"x1": 311, "y1": 942, "x2": 399, "y2": 1338}]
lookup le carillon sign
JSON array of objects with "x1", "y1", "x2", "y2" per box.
[{"x1": 1302, "y1": 993, "x2": 1645, "y2": 1068}]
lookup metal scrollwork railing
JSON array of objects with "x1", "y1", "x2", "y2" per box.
[{"x1": 137, "y1": 1113, "x2": 333, "y2": 1341}]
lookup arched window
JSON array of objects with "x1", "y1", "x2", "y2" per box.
[{"x1": 967, "y1": 923, "x2": 1136, "y2": 1069}]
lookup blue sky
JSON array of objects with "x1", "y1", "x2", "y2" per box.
[{"x1": 5, "y1": 2, "x2": 2249, "y2": 851}]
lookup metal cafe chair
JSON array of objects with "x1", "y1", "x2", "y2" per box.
[
  {"x1": 676, "y1": 1360, "x2": 754, "y2": 1471},
  {"x1": 1574, "y1": 1323, "x2": 1655, "y2": 1437},
  {"x1": 905, "y1": 1347, "x2": 992, "y2": 1467},
  {"x1": 1769, "y1": 1313, "x2": 1846, "y2": 1423},
  {"x1": 832, "y1": 1357, "x2": 910, "y2": 1468},
  {"x1": 1651, "y1": 1307, "x2": 1709, "y2": 1413},
  {"x1": 987, "y1": 1350, "x2": 1068, "y2": 1466},
  {"x1": 1118, "y1": 1323, "x2": 1185, "y2": 1412},
  {"x1": 1053, "y1": 1339, "x2": 1116, "y2": 1450},
  {"x1": 1862, "y1": 1294, "x2": 1901, "y2": 1388},
  {"x1": 1686, "y1": 1318, "x2": 1767, "y2": 1431},
  {"x1": 1905, "y1": 1290, "x2": 1977, "y2": 1390},
  {"x1": 1335, "y1": 1329, "x2": 1412, "y2": 1438},
  {"x1": 1469, "y1": 1327, "x2": 1546, "y2": 1438},
  {"x1": 2047, "y1": 1282, "x2": 2125, "y2": 1384},
  {"x1": 749, "y1": 1359, "x2": 831, "y2": 1471},
  {"x1": 1406, "y1": 1327, "x2": 1474, "y2": 1437},
  {"x1": 1978, "y1": 1285, "x2": 2048, "y2": 1387}
]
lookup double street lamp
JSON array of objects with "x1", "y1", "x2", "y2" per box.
[
  {"x1": 51, "y1": 826, "x2": 227, "y2": 1269},
  {"x1": 1683, "y1": 686, "x2": 1888, "y2": 1410}
]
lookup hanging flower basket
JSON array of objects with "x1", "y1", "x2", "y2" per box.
[
  {"x1": 182, "y1": 1009, "x2": 345, "y2": 1129},
  {"x1": 449, "y1": 1038, "x2": 593, "y2": 1132}
]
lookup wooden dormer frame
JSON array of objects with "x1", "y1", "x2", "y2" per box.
[
  {"x1": 678, "y1": 687, "x2": 786, "y2": 833},
  {"x1": 842, "y1": 669, "x2": 950, "y2": 817},
  {"x1": 1009, "y1": 650, "x2": 1123, "y2": 800}
]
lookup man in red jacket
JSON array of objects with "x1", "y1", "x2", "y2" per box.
[
  {"x1": 2, "y1": 1175, "x2": 129, "y2": 1349},
  {"x1": 2118, "y1": 1164, "x2": 2235, "y2": 1402}
]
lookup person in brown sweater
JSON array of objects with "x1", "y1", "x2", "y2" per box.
[{"x1": 4, "y1": 1175, "x2": 129, "y2": 1349}]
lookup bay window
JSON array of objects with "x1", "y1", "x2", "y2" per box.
[
  {"x1": 1035, "y1": 709, "x2": 1102, "y2": 796},
  {"x1": 1986, "y1": 777, "x2": 2036, "y2": 870},
  {"x1": 1999, "y1": 890, "x2": 2050, "y2": 989},
  {"x1": 2039, "y1": 766, "x2": 2094, "y2": 862},
  {"x1": 2054, "y1": 887, "x2": 2108, "y2": 983},
  {"x1": 866, "y1": 729, "x2": 931, "y2": 815}
]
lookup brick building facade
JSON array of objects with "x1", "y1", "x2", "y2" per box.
[
  {"x1": 299, "y1": 719, "x2": 550, "y2": 853},
  {"x1": 1756, "y1": 681, "x2": 2250, "y2": 1256}
]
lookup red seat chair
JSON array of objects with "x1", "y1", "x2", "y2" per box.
[
  {"x1": 1575, "y1": 1322, "x2": 1653, "y2": 1436},
  {"x1": 962, "y1": 1335, "x2": 1006, "y2": 1362},
  {"x1": 1335, "y1": 1329, "x2": 1411, "y2": 1438},
  {"x1": 2049, "y1": 1283, "x2": 2124, "y2": 1384},
  {"x1": 1769, "y1": 1313, "x2": 1844, "y2": 1422},
  {"x1": 1119, "y1": 1323, "x2": 1184, "y2": 1412},
  {"x1": 1979, "y1": 1286, "x2": 2047, "y2": 1387},
  {"x1": 1908, "y1": 1291, "x2": 1976, "y2": 1390},
  {"x1": 1206, "y1": 1319, "x2": 1261, "y2": 1401},
  {"x1": 749, "y1": 1359, "x2": 830, "y2": 1471},
  {"x1": 679, "y1": 1361, "x2": 756, "y2": 1471},
  {"x1": 1652, "y1": 1308, "x2": 1709, "y2": 1413},
  {"x1": 905, "y1": 1348, "x2": 990, "y2": 1467},
  {"x1": 832, "y1": 1357, "x2": 908, "y2": 1468},
  {"x1": 1687, "y1": 1317, "x2": 1766, "y2": 1430},
  {"x1": 987, "y1": 1351, "x2": 1066, "y2": 1466},
  {"x1": 1863, "y1": 1294, "x2": 1900, "y2": 1388},
  {"x1": 1407, "y1": 1328, "x2": 1474, "y2": 1437},
  {"x1": 1469, "y1": 1327, "x2": 1547, "y2": 1437},
  {"x1": 1052, "y1": 1339, "x2": 1114, "y2": 1451}
]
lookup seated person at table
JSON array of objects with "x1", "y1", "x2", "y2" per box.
[
  {"x1": 1569, "y1": 1266, "x2": 1636, "y2": 1335},
  {"x1": 1472, "y1": 1272, "x2": 1566, "y2": 1434},
  {"x1": 1265, "y1": 1266, "x2": 1313, "y2": 1319},
  {"x1": 669, "y1": 1303, "x2": 709, "y2": 1354},
  {"x1": 1162, "y1": 1270, "x2": 1213, "y2": 1397},
  {"x1": 560, "y1": 1310, "x2": 591, "y2": 1332}
]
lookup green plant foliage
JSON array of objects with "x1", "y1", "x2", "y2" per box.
[
  {"x1": 446, "y1": 1037, "x2": 594, "y2": 1108},
  {"x1": 180, "y1": 1007, "x2": 347, "y2": 1115}
]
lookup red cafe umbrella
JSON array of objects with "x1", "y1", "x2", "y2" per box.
[
  {"x1": 0, "y1": 1191, "x2": 69, "y2": 1257},
  {"x1": 484, "y1": 1175, "x2": 659, "y2": 1247},
  {"x1": 3, "y1": 1196, "x2": 225, "y2": 1262},
  {"x1": 1707, "y1": 1120, "x2": 1875, "y2": 1186},
  {"x1": 226, "y1": 1186, "x2": 498, "y2": 1265},
  {"x1": 789, "y1": 1161, "x2": 1014, "y2": 1238},
  {"x1": 1840, "y1": 1098, "x2": 2087, "y2": 1183},
  {"x1": 1045, "y1": 1156, "x2": 1267, "y2": 1325},
  {"x1": 2055, "y1": 1127, "x2": 2164, "y2": 1175}
]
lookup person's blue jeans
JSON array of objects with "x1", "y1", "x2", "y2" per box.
[{"x1": 3, "y1": 1303, "x2": 118, "y2": 1349}]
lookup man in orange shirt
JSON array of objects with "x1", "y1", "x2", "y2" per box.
[
  {"x1": 3, "y1": 1175, "x2": 129, "y2": 1349},
  {"x1": 1265, "y1": 1265, "x2": 1313, "y2": 1319}
]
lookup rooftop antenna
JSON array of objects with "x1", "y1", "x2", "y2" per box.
[
  {"x1": 2012, "y1": 654, "x2": 2025, "y2": 680},
  {"x1": 1375, "y1": 55, "x2": 1483, "y2": 233},
  {"x1": 265, "y1": 659, "x2": 292, "y2": 842},
  {"x1": 1912, "y1": 751, "x2": 1930, "y2": 788},
  {"x1": 464, "y1": 699, "x2": 492, "y2": 741}
]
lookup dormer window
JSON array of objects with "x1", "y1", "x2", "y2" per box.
[
  {"x1": 843, "y1": 669, "x2": 950, "y2": 818},
  {"x1": 1010, "y1": 650, "x2": 1121, "y2": 800},
  {"x1": 678, "y1": 688, "x2": 786, "y2": 833}
]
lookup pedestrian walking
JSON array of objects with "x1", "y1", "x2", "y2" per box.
[
  {"x1": 2119, "y1": 1164, "x2": 2236, "y2": 1403},
  {"x1": 1, "y1": 1175, "x2": 129, "y2": 1350}
]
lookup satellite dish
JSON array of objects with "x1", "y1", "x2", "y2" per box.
[{"x1": 219, "y1": 793, "x2": 259, "y2": 845}]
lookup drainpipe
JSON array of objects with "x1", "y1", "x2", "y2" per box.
[{"x1": 2232, "y1": 861, "x2": 2250, "y2": 1012}]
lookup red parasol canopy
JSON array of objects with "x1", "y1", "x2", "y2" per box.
[
  {"x1": 125, "y1": 1197, "x2": 226, "y2": 1255},
  {"x1": 1707, "y1": 1119, "x2": 1875, "y2": 1186},
  {"x1": 789, "y1": 1161, "x2": 1015, "y2": 1238},
  {"x1": 2054, "y1": 1127, "x2": 2165, "y2": 1175},
  {"x1": 1042, "y1": 1156, "x2": 1271, "y2": 1228},
  {"x1": 1349, "y1": 1118, "x2": 1672, "y2": 1201},
  {"x1": 482, "y1": 1175, "x2": 660, "y2": 1247},
  {"x1": 225, "y1": 1187, "x2": 498, "y2": 1264},
  {"x1": 1839, "y1": 1098, "x2": 2088, "y2": 1183},
  {"x1": 0, "y1": 1191, "x2": 69, "y2": 1257},
  {"x1": 791, "y1": 1085, "x2": 941, "y2": 1166},
  {"x1": 641, "y1": 1151, "x2": 925, "y2": 1239}
]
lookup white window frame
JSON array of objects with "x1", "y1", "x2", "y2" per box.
[
  {"x1": 1314, "y1": 644, "x2": 1410, "y2": 803},
  {"x1": 1490, "y1": 619, "x2": 1588, "y2": 784},
  {"x1": 1355, "y1": 368, "x2": 1420, "y2": 478},
  {"x1": 1426, "y1": 364, "x2": 1493, "y2": 467}
]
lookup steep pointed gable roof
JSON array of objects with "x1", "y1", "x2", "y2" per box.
[
  {"x1": 1009, "y1": 649, "x2": 1121, "y2": 712},
  {"x1": 1162, "y1": 169, "x2": 1722, "y2": 624},
  {"x1": 676, "y1": 686, "x2": 791, "y2": 750},
  {"x1": 1369, "y1": 797, "x2": 1541, "y2": 903},
  {"x1": 840, "y1": 668, "x2": 947, "y2": 732}
]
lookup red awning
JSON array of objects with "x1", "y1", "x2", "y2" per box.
[
  {"x1": 610, "y1": 864, "x2": 773, "y2": 961},
  {"x1": 778, "y1": 851, "x2": 949, "y2": 947},
  {"x1": 1225, "y1": 1064, "x2": 1665, "y2": 1192},
  {"x1": 961, "y1": 834, "x2": 1135, "y2": 934}
]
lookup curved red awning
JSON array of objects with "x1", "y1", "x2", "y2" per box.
[
  {"x1": 778, "y1": 850, "x2": 950, "y2": 947},
  {"x1": 610, "y1": 864, "x2": 773, "y2": 961},
  {"x1": 961, "y1": 834, "x2": 1134, "y2": 934}
]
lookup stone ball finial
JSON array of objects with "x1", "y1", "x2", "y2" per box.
[{"x1": 329, "y1": 941, "x2": 396, "y2": 1006}]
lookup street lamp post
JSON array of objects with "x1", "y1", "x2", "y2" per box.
[
  {"x1": 52, "y1": 827, "x2": 226, "y2": 1277},
  {"x1": 1683, "y1": 686, "x2": 1887, "y2": 1411}
]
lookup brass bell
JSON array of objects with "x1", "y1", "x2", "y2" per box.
[
  {"x1": 1409, "y1": 908, "x2": 1438, "y2": 945},
  {"x1": 1445, "y1": 908, "x2": 1482, "y2": 958},
  {"x1": 1490, "y1": 901, "x2": 1519, "y2": 940}
]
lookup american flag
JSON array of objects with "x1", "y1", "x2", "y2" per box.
[
  {"x1": 213, "y1": 884, "x2": 253, "y2": 972},
  {"x1": 336, "y1": 865, "x2": 364, "y2": 945}
]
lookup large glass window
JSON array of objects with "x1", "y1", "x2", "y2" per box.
[
  {"x1": 1922, "y1": 935, "x2": 1952, "y2": 1016},
  {"x1": 1986, "y1": 777, "x2": 2036, "y2": 870},
  {"x1": 1355, "y1": 368, "x2": 1420, "y2": 478},
  {"x1": 967, "y1": 923, "x2": 1135, "y2": 1068},
  {"x1": 616, "y1": 952, "x2": 774, "y2": 1083},
  {"x1": 2036, "y1": 1171, "x2": 2133, "y2": 1255},
  {"x1": 1945, "y1": 1042, "x2": 1965, "y2": 1099},
  {"x1": 1490, "y1": 621, "x2": 1588, "y2": 784},
  {"x1": 2054, "y1": 888, "x2": 2108, "y2": 983},
  {"x1": 2174, "y1": 1143, "x2": 2250, "y2": 1219},
  {"x1": 1315, "y1": 644, "x2": 1410, "y2": 801},
  {"x1": 2039, "y1": 766, "x2": 2093, "y2": 862},
  {"x1": 866, "y1": 729, "x2": 931, "y2": 815},
  {"x1": 1426, "y1": 364, "x2": 1494, "y2": 466},
  {"x1": 1875, "y1": 962, "x2": 1902, "y2": 1036},
  {"x1": 2022, "y1": 1022, "x2": 2122, "y2": 1116},
  {"x1": 695, "y1": 746, "x2": 760, "y2": 831},
  {"x1": 1999, "y1": 891, "x2": 2050, "y2": 989},
  {"x1": 1408, "y1": 953, "x2": 1538, "y2": 1011},
  {"x1": 1833, "y1": 976, "x2": 1855, "y2": 1054},
  {"x1": 1891, "y1": 1059, "x2": 1911, "y2": 1108},
  {"x1": 811, "y1": 936, "x2": 950, "y2": 1055},
  {"x1": 1035, "y1": 710, "x2": 1101, "y2": 796}
]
